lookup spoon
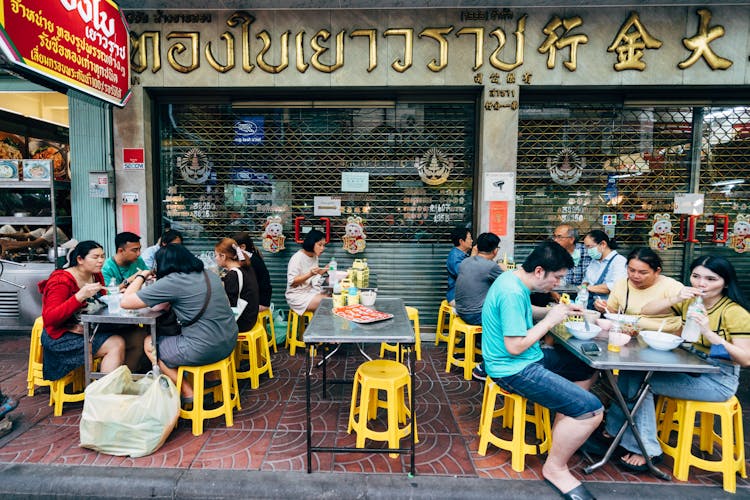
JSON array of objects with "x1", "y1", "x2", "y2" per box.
[
  {"x1": 656, "y1": 318, "x2": 667, "y2": 334},
  {"x1": 583, "y1": 313, "x2": 591, "y2": 332}
]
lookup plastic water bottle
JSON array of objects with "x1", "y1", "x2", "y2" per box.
[
  {"x1": 106, "y1": 278, "x2": 119, "y2": 296},
  {"x1": 106, "y1": 278, "x2": 121, "y2": 314},
  {"x1": 328, "y1": 257, "x2": 338, "y2": 285},
  {"x1": 347, "y1": 286, "x2": 360, "y2": 305},
  {"x1": 576, "y1": 284, "x2": 589, "y2": 308},
  {"x1": 681, "y1": 296, "x2": 703, "y2": 343}
]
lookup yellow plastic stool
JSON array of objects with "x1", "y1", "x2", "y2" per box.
[
  {"x1": 379, "y1": 306, "x2": 422, "y2": 362},
  {"x1": 285, "y1": 310, "x2": 313, "y2": 356},
  {"x1": 49, "y1": 367, "x2": 86, "y2": 417},
  {"x1": 177, "y1": 355, "x2": 240, "y2": 436},
  {"x1": 477, "y1": 378, "x2": 552, "y2": 472},
  {"x1": 656, "y1": 395, "x2": 746, "y2": 493},
  {"x1": 257, "y1": 308, "x2": 277, "y2": 353},
  {"x1": 28, "y1": 316, "x2": 87, "y2": 415},
  {"x1": 347, "y1": 359, "x2": 417, "y2": 456},
  {"x1": 27, "y1": 317, "x2": 53, "y2": 397},
  {"x1": 445, "y1": 317, "x2": 482, "y2": 380},
  {"x1": 235, "y1": 321, "x2": 274, "y2": 389},
  {"x1": 435, "y1": 300, "x2": 454, "y2": 346}
]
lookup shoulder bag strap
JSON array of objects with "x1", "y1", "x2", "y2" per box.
[
  {"x1": 231, "y1": 267, "x2": 244, "y2": 294},
  {"x1": 593, "y1": 255, "x2": 615, "y2": 286},
  {"x1": 181, "y1": 271, "x2": 212, "y2": 327}
]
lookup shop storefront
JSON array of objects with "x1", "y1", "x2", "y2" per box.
[
  {"x1": 0, "y1": 0, "x2": 131, "y2": 330},
  {"x1": 115, "y1": 5, "x2": 750, "y2": 325}
]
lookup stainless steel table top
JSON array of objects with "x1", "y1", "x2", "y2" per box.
[
  {"x1": 81, "y1": 308, "x2": 162, "y2": 326},
  {"x1": 303, "y1": 297, "x2": 414, "y2": 344},
  {"x1": 550, "y1": 327, "x2": 721, "y2": 373}
]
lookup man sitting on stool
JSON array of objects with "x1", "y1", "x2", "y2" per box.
[
  {"x1": 445, "y1": 226, "x2": 473, "y2": 306},
  {"x1": 482, "y1": 240, "x2": 602, "y2": 500},
  {"x1": 454, "y1": 232, "x2": 504, "y2": 381}
]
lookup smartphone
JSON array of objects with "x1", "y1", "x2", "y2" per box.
[{"x1": 580, "y1": 342, "x2": 601, "y2": 356}]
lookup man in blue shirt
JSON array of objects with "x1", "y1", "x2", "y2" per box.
[
  {"x1": 482, "y1": 240, "x2": 602, "y2": 500},
  {"x1": 445, "y1": 226, "x2": 473, "y2": 305},
  {"x1": 552, "y1": 224, "x2": 590, "y2": 287}
]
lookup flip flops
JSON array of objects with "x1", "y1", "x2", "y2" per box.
[
  {"x1": 543, "y1": 479, "x2": 596, "y2": 500},
  {"x1": 617, "y1": 453, "x2": 663, "y2": 473}
]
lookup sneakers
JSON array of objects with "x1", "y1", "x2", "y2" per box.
[
  {"x1": 472, "y1": 363, "x2": 487, "y2": 382},
  {"x1": 0, "y1": 393, "x2": 18, "y2": 419}
]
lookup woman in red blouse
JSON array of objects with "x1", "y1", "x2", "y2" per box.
[{"x1": 38, "y1": 241, "x2": 134, "y2": 380}]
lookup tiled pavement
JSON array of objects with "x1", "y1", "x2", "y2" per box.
[{"x1": 0, "y1": 333, "x2": 747, "y2": 496}]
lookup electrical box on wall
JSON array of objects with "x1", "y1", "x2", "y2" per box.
[{"x1": 88, "y1": 171, "x2": 114, "y2": 198}]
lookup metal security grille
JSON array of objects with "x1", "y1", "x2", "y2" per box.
[
  {"x1": 700, "y1": 106, "x2": 750, "y2": 296},
  {"x1": 516, "y1": 105, "x2": 692, "y2": 246},
  {"x1": 516, "y1": 102, "x2": 750, "y2": 297},
  {"x1": 157, "y1": 99, "x2": 476, "y2": 247}
]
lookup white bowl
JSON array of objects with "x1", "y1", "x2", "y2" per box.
[
  {"x1": 608, "y1": 331, "x2": 632, "y2": 347},
  {"x1": 604, "y1": 313, "x2": 639, "y2": 324},
  {"x1": 565, "y1": 321, "x2": 601, "y2": 340},
  {"x1": 595, "y1": 318, "x2": 614, "y2": 333},
  {"x1": 360, "y1": 291, "x2": 377, "y2": 307},
  {"x1": 640, "y1": 330, "x2": 683, "y2": 351}
]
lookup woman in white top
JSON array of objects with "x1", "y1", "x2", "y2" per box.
[
  {"x1": 285, "y1": 229, "x2": 330, "y2": 315},
  {"x1": 581, "y1": 229, "x2": 626, "y2": 308}
]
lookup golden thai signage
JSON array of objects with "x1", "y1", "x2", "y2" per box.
[
  {"x1": 127, "y1": 8, "x2": 736, "y2": 79},
  {"x1": 0, "y1": 0, "x2": 131, "y2": 106}
]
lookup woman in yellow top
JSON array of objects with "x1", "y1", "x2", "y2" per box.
[
  {"x1": 594, "y1": 247, "x2": 683, "y2": 333},
  {"x1": 601, "y1": 255, "x2": 750, "y2": 472}
]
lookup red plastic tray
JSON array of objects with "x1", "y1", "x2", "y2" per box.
[{"x1": 333, "y1": 304, "x2": 394, "y2": 323}]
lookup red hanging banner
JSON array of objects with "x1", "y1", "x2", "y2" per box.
[{"x1": 0, "y1": 0, "x2": 131, "y2": 107}]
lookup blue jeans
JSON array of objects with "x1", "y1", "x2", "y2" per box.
[
  {"x1": 604, "y1": 362, "x2": 739, "y2": 457},
  {"x1": 495, "y1": 346, "x2": 602, "y2": 419}
]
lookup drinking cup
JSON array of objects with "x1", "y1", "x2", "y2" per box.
[
  {"x1": 607, "y1": 329, "x2": 621, "y2": 352},
  {"x1": 107, "y1": 293, "x2": 122, "y2": 315}
]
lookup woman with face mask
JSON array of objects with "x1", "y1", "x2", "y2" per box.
[{"x1": 580, "y1": 230, "x2": 626, "y2": 309}]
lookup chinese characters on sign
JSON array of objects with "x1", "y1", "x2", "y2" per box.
[{"x1": 126, "y1": 8, "x2": 733, "y2": 78}]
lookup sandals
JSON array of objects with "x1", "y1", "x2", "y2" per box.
[
  {"x1": 617, "y1": 453, "x2": 663, "y2": 473},
  {"x1": 0, "y1": 395, "x2": 18, "y2": 419},
  {"x1": 544, "y1": 479, "x2": 596, "y2": 500}
]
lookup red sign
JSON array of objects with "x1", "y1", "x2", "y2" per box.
[
  {"x1": 488, "y1": 201, "x2": 508, "y2": 237},
  {"x1": 0, "y1": 0, "x2": 131, "y2": 107},
  {"x1": 123, "y1": 148, "x2": 143, "y2": 163}
]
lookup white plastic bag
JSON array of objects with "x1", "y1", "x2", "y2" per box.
[{"x1": 79, "y1": 366, "x2": 180, "y2": 457}]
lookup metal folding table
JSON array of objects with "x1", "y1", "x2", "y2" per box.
[
  {"x1": 550, "y1": 326, "x2": 720, "y2": 479},
  {"x1": 303, "y1": 297, "x2": 416, "y2": 475},
  {"x1": 81, "y1": 309, "x2": 162, "y2": 385}
]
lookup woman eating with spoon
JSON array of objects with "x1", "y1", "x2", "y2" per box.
[{"x1": 593, "y1": 247, "x2": 683, "y2": 333}]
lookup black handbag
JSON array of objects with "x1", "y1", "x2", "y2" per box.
[
  {"x1": 156, "y1": 308, "x2": 182, "y2": 336},
  {"x1": 156, "y1": 271, "x2": 212, "y2": 336}
]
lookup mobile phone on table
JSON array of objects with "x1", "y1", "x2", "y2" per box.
[{"x1": 580, "y1": 342, "x2": 601, "y2": 356}]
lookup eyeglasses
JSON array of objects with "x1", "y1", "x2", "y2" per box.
[{"x1": 552, "y1": 234, "x2": 572, "y2": 240}]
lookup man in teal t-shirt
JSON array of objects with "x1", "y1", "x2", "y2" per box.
[
  {"x1": 102, "y1": 231, "x2": 147, "y2": 290},
  {"x1": 481, "y1": 240, "x2": 602, "y2": 500}
]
